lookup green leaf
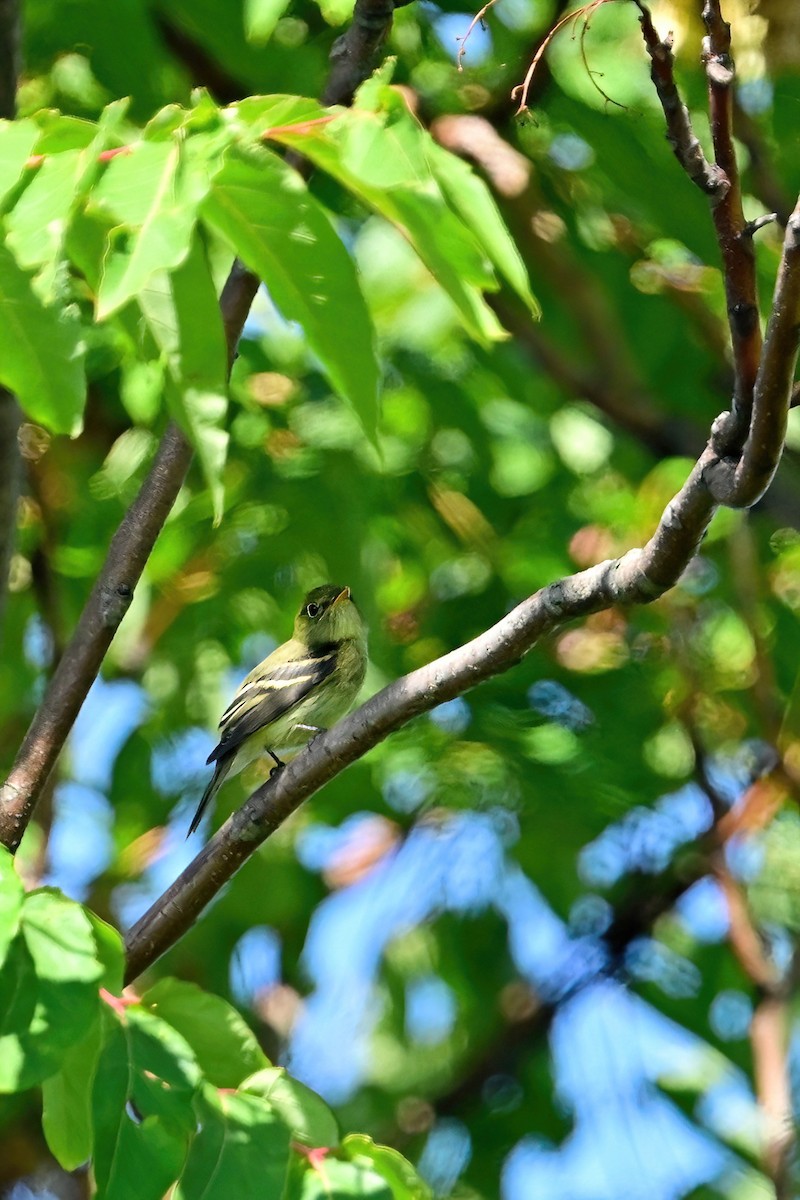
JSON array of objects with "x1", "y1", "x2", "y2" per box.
[
  {"x1": 42, "y1": 1015, "x2": 103, "y2": 1170},
  {"x1": 138, "y1": 236, "x2": 229, "y2": 519},
  {"x1": 91, "y1": 139, "x2": 210, "y2": 318},
  {"x1": 243, "y1": 0, "x2": 292, "y2": 44},
  {"x1": 6, "y1": 102, "x2": 128, "y2": 298},
  {"x1": 92, "y1": 1006, "x2": 199, "y2": 1200},
  {"x1": 142, "y1": 978, "x2": 269, "y2": 1088},
  {"x1": 0, "y1": 847, "x2": 23, "y2": 969},
  {"x1": 174, "y1": 1087, "x2": 291, "y2": 1199},
  {"x1": 0, "y1": 119, "x2": 39, "y2": 207},
  {"x1": 0, "y1": 241, "x2": 86, "y2": 434},
  {"x1": 0, "y1": 891, "x2": 103, "y2": 1092},
  {"x1": 85, "y1": 910, "x2": 126, "y2": 995},
  {"x1": 242, "y1": 1067, "x2": 339, "y2": 1147},
  {"x1": 33, "y1": 112, "x2": 99, "y2": 153},
  {"x1": 342, "y1": 1135, "x2": 433, "y2": 1199},
  {"x1": 425, "y1": 141, "x2": 540, "y2": 319},
  {"x1": 257, "y1": 97, "x2": 508, "y2": 343},
  {"x1": 6, "y1": 149, "x2": 84, "y2": 271},
  {"x1": 292, "y1": 1155, "x2": 393, "y2": 1199},
  {"x1": 201, "y1": 146, "x2": 379, "y2": 438}
]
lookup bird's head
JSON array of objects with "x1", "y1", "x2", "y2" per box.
[{"x1": 294, "y1": 584, "x2": 365, "y2": 646}]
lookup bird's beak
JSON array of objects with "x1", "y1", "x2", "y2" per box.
[{"x1": 333, "y1": 586, "x2": 350, "y2": 606}]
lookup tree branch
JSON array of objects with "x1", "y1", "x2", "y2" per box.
[
  {"x1": 0, "y1": 243, "x2": 262, "y2": 853},
  {"x1": 713, "y1": 864, "x2": 795, "y2": 1196},
  {"x1": 0, "y1": 0, "x2": 405, "y2": 854},
  {"x1": 125, "y1": 443, "x2": 722, "y2": 980},
  {"x1": 322, "y1": 0, "x2": 395, "y2": 105},
  {"x1": 0, "y1": 391, "x2": 21, "y2": 636},
  {"x1": 700, "y1": 0, "x2": 761, "y2": 433},
  {"x1": 0, "y1": 421, "x2": 193, "y2": 851},
  {"x1": 636, "y1": 4, "x2": 728, "y2": 201},
  {"x1": 709, "y1": 198, "x2": 800, "y2": 506},
  {"x1": 0, "y1": 0, "x2": 23, "y2": 639}
]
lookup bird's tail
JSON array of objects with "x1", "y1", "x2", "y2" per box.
[{"x1": 187, "y1": 760, "x2": 229, "y2": 838}]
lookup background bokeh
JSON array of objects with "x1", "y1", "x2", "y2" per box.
[{"x1": 3, "y1": 0, "x2": 800, "y2": 1196}]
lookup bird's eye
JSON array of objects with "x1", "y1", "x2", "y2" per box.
[{"x1": 306, "y1": 602, "x2": 320, "y2": 618}]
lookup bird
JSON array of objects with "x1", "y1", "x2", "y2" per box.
[{"x1": 188, "y1": 584, "x2": 368, "y2": 836}]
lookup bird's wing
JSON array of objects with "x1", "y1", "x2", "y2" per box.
[{"x1": 207, "y1": 644, "x2": 338, "y2": 765}]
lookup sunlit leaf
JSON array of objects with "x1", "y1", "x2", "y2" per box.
[
  {"x1": 201, "y1": 146, "x2": 380, "y2": 438},
  {"x1": 0, "y1": 242, "x2": 86, "y2": 434},
  {"x1": 143, "y1": 978, "x2": 269, "y2": 1088}
]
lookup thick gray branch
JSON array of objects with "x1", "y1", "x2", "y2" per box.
[
  {"x1": 708, "y1": 200, "x2": 800, "y2": 507},
  {"x1": 124, "y1": 449, "x2": 718, "y2": 981}
]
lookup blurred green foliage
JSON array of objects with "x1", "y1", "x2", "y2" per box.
[{"x1": 2, "y1": 0, "x2": 800, "y2": 1197}]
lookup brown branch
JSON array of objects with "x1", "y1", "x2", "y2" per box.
[
  {"x1": 636, "y1": 4, "x2": 727, "y2": 200},
  {"x1": 0, "y1": 0, "x2": 19, "y2": 121},
  {"x1": 0, "y1": 422, "x2": 193, "y2": 851},
  {"x1": 322, "y1": 0, "x2": 395, "y2": 106},
  {"x1": 0, "y1": 0, "x2": 407, "y2": 854},
  {"x1": 0, "y1": 392, "x2": 21, "y2": 636},
  {"x1": 637, "y1": 2, "x2": 761, "y2": 443},
  {"x1": 124, "y1": 444, "x2": 721, "y2": 980},
  {"x1": 0, "y1": 0, "x2": 22, "y2": 637},
  {"x1": 637, "y1": 4, "x2": 798, "y2": 512},
  {"x1": 700, "y1": 0, "x2": 761, "y2": 434},
  {"x1": 708, "y1": 199, "x2": 800, "y2": 507},
  {"x1": 714, "y1": 863, "x2": 795, "y2": 1196},
  {"x1": 751, "y1": 993, "x2": 795, "y2": 1198},
  {"x1": 0, "y1": 0, "x2": 404, "y2": 854}
]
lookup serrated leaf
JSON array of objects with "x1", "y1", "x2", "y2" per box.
[
  {"x1": 0, "y1": 241, "x2": 86, "y2": 434},
  {"x1": 242, "y1": 1067, "x2": 339, "y2": 1147},
  {"x1": 91, "y1": 139, "x2": 210, "y2": 318},
  {"x1": 201, "y1": 146, "x2": 379, "y2": 438},
  {"x1": 138, "y1": 236, "x2": 228, "y2": 518},
  {"x1": 243, "y1": 0, "x2": 292, "y2": 44},
  {"x1": 174, "y1": 1087, "x2": 291, "y2": 1199},
  {"x1": 42, "y1": 1015, "x2": 103, "y2": 1170},
  {"x1": 0, "y1": 847, "x2": 23, "y2": 969},
  {"x1": 0, "y1": 119, "x2": 39, "y2": 207},
  {"x1": 143, "y1": 978, "x2": 269, "y2": 1088}
]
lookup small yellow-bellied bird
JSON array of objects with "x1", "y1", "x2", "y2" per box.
[{"x1": 188, "y1": 584, "x2": 367, "y2": 836}]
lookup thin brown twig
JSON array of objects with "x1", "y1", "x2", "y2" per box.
[
  {"x1": 512, "y1": 0, "x2": 615, "y2": 115},
  {"x1": 456, "y1": 0, "x2": 502, "y2": 71},
  {"x1": 578, "y1": 5, "x2": 627, "y2": 111}
]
